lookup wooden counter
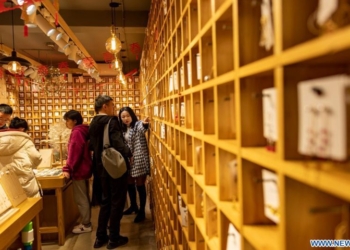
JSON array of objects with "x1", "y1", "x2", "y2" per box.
[
  {"x1": 0, "y1": 197, "x2": 43, "y2": 250},
  {"x1": 37, "y1": 175, "x2": 79, "y2": 246}
]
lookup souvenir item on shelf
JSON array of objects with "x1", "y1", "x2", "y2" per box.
[
  {"x1": 226, "y1": 223, "x2": 241, "y2": 250},
  {"x1": 259, "y1": 0, "x2": 274, "y2": 51},
  {"x1": 196, "y1": 53, "x2": 201, "y2": 81},
  {"x1": 262, "y1": 169, "x2": 279, "y2": 224},
  {"x1": 297, "y1": 74, "x2": 350, "y2": 161},
  {"x1": 178, "y1": 196, "x2": 188, "y2": 227},
  {"x1": 262, "y1": 87, "x2": 278, "y2": 152}
]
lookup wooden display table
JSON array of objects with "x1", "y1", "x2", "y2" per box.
[
  {"x1": 37, "y1": 175, "x2": 79, "y2": 246},
  {"x1": 0, "y1": 197, "x2": 43, "y2": 250}
]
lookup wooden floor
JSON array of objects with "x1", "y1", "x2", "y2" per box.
[{"x1": 41, "y1": 206, "x2": 156, "y2": 250}]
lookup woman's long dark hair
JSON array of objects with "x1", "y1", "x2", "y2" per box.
[{"x1": 118, "y1": 106, "x2": 138, "y2": 131}]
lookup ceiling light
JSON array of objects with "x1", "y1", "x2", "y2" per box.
[
  {"x1": 0, "y1": 7, "x2": 31, "y2": 74},
  {"x1": 17, "y1": 0, "x2": 25, "y2": 6},
  {"x1": 68, "y1": 45, "x2": 78, "y2": 61},
  {"x1": 105, "y1": 1, "x2": 122, "y2": 54},
  {"x1": 111, "y1": 57, "x2": 123, "y2": 71},
  {"x1": 26, "y1": 4, "x2": 36, "y2": 15}
]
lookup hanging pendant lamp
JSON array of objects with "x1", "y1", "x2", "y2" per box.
[
  {"x1": 105, "y1": 1, "x2": 122, "y2": 55},
  {"x1": 0, "y1": 6, "x2": 31, "y2": 74}
]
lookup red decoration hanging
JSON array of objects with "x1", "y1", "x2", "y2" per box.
[
  {"x1": 37, "y1": 65, "x2": 48, "y2": 76},
  {"x1": 58, "y1": 61, "x2": 69, "y2": 74},
  {"x1": 24, "y1": 24, "x2": 28, "y2": 37},
  {"x1": 130, "y1": 43, "x2": 141, "y2": 60},
  {"x1": 103, "y1": 52, "x2": 114, "y2": 64},
  {"x1": 82, "y1": 57, "x2": 95, "y2": 69}
]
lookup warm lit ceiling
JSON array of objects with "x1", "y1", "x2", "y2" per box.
[{"x1": 0, "y1": 0, "x2": 151, "y2": 76}]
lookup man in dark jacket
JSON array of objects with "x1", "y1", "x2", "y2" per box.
[
  {"x1": 89, "y1": 95, "x2": 132, "y2": 249},
  {"x1": 0, "y1": 104, "x2": 13, "y2": 130}
]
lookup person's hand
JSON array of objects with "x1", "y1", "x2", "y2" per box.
[
  {"x1": 143, "y1": 116, "x2": 150, "y2": 124},
  {"x1": 63, "y1": 172, "x2": 70, "y2": 179}
]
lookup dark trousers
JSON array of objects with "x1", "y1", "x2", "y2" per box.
[{"x1": 96, "y1": 171, "x2": 128, "y2": 241}]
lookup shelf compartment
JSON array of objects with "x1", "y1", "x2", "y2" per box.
[
  {"x1": 205, "y1": 194, "x2": 218, "y2": 239},
  {"x1": 190, "y1": 1, "x2": 199, "y2": 41},
  {"x1": 240, "y1": 71, "x2": 274, "y2": 147},
  {"x1": 182, "y1": 10, "x2": 190, "y2": 50},
  {"x1": 194, "y1": 182, "x2": 204, "y2": 218},
  {"x1": 218, "y1": 149, "x2": 237, "y2": 202},
  {"x1": 199, "y1": 0, "x2": 212, "y2": 29},
  {"x1": 242, "y1": 159, "x2": 277, "y2": 225},
  {"x1": 185, "y1": 94, "x2": 192, "y2": 129},
  {"x1": 180, "y1": 165, "x2": 187, "y2": 194},
  {"x1": 200, "y1": 29, "x2": 214, "y2": 82},
  {"x1": 195, "y1": 225, "x2": 205, "y2": 250},
  {"x1": 186, "y1": 134, "x2": 193, "y2": 167},
  {"x1": 193, "y1": 138, "x2": 203, "y2": 175},
  {"x1": 282, "y1": 0, "x2": 318, "y2": 50},
  {"x1": 215, "y1": 6, "x2": 234, "y2": 76},
  {"x1": 221, "y1": 211, "x2": 242, "y2": 250},
  {"x1": 217, "y1": 81, "x2": 236, "y2": 140},
  {"x1": 187, "y1": 173, "x2": 194, "y2": 204},
  {"x1": 204, "y1": 142, "x2": 216, "y2": 186},
  {"x1": 286, "y1": 177, "x2": 349, "y2": 250},
  {"x1": 180, "y1": 131, "x2": 186, "y2": 161},
  {"x1": 238, "y1": 0, "x2": 273, "y2": 66},
  {"x1": 193, "y1": 91, "x2": 202, "y2": 131},
  {"x1": 203, "y1": 87, "x2": 215, "y2": 135}
]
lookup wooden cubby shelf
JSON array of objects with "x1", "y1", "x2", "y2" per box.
[{"x1": 142, "y1": 0, "x2": 350, "y2": 249}]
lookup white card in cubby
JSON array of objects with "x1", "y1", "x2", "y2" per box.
[
  {"x1": 169, "y1": 74, "x2": 174, "y2": 93},
  {"x1": 154, "y1": 105, "x2": 159, "y2": 116},
  {"x1": 187, "y1": 61, "x2": 192, "y2": 86},
  {"x1": 180, "y1": 102, "x2": 185, "y2": 117},
  {"x1": 196, "y1": 53, "x2": 201, "y2": 80},
  {"x1": 297, "y1": 74, "x2": 350, "y2": 161},
  {"x1": 178, "y1": 196, "x2": 188, "y2": 227},
  {"x1": 226, "y1": 223, "x2": 241, "y2": 250},
  {"x1": 180, "y1": 66, "x2": 185, "y2": 88},
  {"x1": 173, "y1": 71, "x2": 179, "y2": 91},
  {"x1": 262, "y1": 169, "x2": 279, "y2": 224},
  {"x1": 262, "y1": 87, "x2": 278, "y2": 141},
  {"x1": 160, "y1": 123, "x2": 166, "y2": 139}
]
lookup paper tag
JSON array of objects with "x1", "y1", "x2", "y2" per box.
[
  {"x1": 180, "y1": 102, "x2": 185, "y2": 117},
  {"x1": 316, "y1": 0, "x2": 338, "y2": 26},
  {"x1": 180, "y1": 66, "x2": 185, "y2": 88},
  {"x1": 262, "y1": 87, "x2": 278, "y2": 141},
  {"x1": 226, "y1": 223, "x2": 241, "y2": 250},
  {"x1": 196, "y1": 53, "x2": 201, "y2": 80},
  {"x1": 262, "y1": 169, "x2": 279, "y2": 224},
  {"x1": 173, "y1": 71, "x2": 179, "y2": 91},
  {"x1": 187, "y1": 61, "x2": 192, "y2": 86},
  {"x1": 259, "y1": 0, "x2": 274, "y2": 51}
]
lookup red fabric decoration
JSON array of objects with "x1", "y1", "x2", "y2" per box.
[
  {"x1": 130, "y1": 43, "x2": 141, "y2": 60},
  {"x1": 37, "y1": 65, "x2": 48, "y2": 76},
  {"x1": 103, "y1": 52, "x2": 114, "y2": 64},
  {"x1": 58, "y1": 61, "x2": 69, "y2": 74},
  {"x1": 82, "y1": 57, "x2": 94, "y2": 69},
  {"x1": 55, "y1": 12, "x2": 58, "y2": 26},
  {"x1": 24, "y1": 25, "x2": 28, "y2": 37}
]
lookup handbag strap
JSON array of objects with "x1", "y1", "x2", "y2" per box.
[{"x1": 103, "y1": 118, "x2": 112, "y2": 148}]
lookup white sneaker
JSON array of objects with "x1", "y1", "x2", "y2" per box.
[{"x1": 72, "y1": 224, "x2": 92, "y2": 234}]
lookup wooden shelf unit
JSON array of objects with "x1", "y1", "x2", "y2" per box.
[
  {"x1": 11, "y1": 75, "x2": 141, "y2": 150},
  {"x1": 141, "y1": 0, "x2": 350, "y2": 249}
]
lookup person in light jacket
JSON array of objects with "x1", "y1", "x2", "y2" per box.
[
  {"x1": 62, "y1": 110, "x2": 93, "y2": 234},
  {"x1": 0, "y1": 128, "x2": 42, "y2": 197}
]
